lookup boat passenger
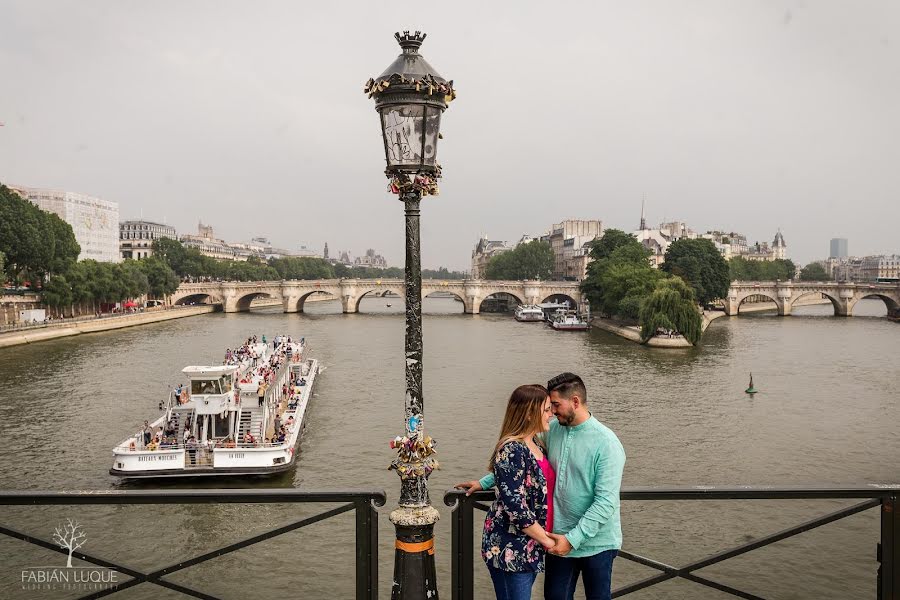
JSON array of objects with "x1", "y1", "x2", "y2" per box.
[
  {"x1": 147, "y1": 439, "x2": 159, "y2": 451},
  {"x1": 243, "y1": 432, "x2": 255, "y2": 445},
  {"x1": 186, "y1": 436, "x2": 198, "y2": 465},
  {"x1": 141, "y1": 420, "x2": 152, "y2": 445},
  {"x1": 225, "y1": 437, "x2": 237, "y2": 448}
]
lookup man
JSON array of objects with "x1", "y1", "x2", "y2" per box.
[
  {"x1": 257, "y1": 381, "x2": 267, "y2": 407},
  {"x1": 456, "y1": 373, "x2": 625, "y2": 600}
]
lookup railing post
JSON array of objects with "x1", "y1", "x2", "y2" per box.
[
  {"x1": 356, "y1": 498, "x2": 379, "y2": 600},
  {"x1": 449, "y1": 493, "x2": 474, "y2": 600},
  {"x1": 882, "y1": 494, "x2": 898, "y2": 600}
]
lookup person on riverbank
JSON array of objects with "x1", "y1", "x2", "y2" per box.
[
  {"x1": 456, "y1": 373, "x2": 625, "y2": 600},
  {"x1": 477, "y1": 384, "x2": 557, "y2": 600}
]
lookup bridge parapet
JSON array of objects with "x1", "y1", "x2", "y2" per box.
[
  {"x1": 171, "y1": 279, "x2": 583, "y2": 314},
  {"x1": 725, "y1": 281, "x2": 900, "y2": 317}
]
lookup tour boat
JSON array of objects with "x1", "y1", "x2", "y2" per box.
[
  {"x1": 515, "y1": 304, "x2": 545, "y2": 322},
  {"x1": 549, "y1": 310, "x2": 590, "y2": 331},
  {"x1": 110, "y1": 335, "x2": 318, "y2": 478}
]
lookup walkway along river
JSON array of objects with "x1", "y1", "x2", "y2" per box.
[{"x1": 0, "y1": 297, "x2": 896, "y2": 598}]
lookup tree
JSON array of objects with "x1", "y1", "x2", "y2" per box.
[
  {"x1": 799, "y1": 262, "x2": 829, "y2": 282},
  {"x1": 46, "y1": 212, "x2": 80, "y2": 277},
  {"x1": 639, "y1": 277, "x2": 703, "y2": 345},
  {"x1": 485, "y1": 240, "x2": 553, "y2": 280},
  {"x1": 42, "y1": 275, "x2": 73, "y2": 316},
  {"x1": 119, "y1": 260, "x2": 150, "y2": 298},
  {"x1": 729, "y1": 257, "x2": 796, "y2": 282},
  {"x1": 588, "y1": 229, "x2": 644, "y2": 261},
  {"x1": 0, "y1": 184, "x2": 53, "y2": 283},
  {"x1": 662, "y1": 238, "x2": 729, "y2": 305},
  {"x1": 140, "y1": 257, "x2": 179, "y2": 298}
]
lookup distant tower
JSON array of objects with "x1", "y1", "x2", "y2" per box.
[
  {"x1": 829, "y1": 238, "x2": 848, "y2": 259},
  {"x1": 639, "y1": 197, "x2": 647, "y2": 230},
  {"x1": 323, "y1": 242, "x2": 329, "y2": 259},
  {"x1": 772, "y1": 229, "x2": 787, "y2": 260}
]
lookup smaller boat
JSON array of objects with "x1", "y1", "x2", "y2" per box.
[
  {"x1": 515, "y1": 304, "x2": 545, "y2": 322},
  {"x1": 386, "y1": 303, "x2": 393, "y2": 308},
  {"x1": 745, "y1": 373, "x2": 758, "y2": 395},
  {"x1": 550, "y1": 310, "x2": 590, "y2": 331}
]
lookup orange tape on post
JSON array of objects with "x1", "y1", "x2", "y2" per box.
[{"x1": 395, "y1": 539, "x2": 435, "y2": 555}]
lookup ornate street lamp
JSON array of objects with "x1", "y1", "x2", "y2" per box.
[{"x1": 365, "y1": 31, "x2": 455, "y2": 599}]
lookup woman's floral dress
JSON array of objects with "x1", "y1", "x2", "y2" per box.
[{"x1": 481, "y1": 440, "x2": 549, "y2": 572}]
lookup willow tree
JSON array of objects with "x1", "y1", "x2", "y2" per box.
[{"x1": 639, "y1": 277, "x2": 703, "y2": 345}]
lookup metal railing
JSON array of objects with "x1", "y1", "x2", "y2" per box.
[
  {"x1": 444, "y1": 485, "x2": 900, "y2": 599},
  {"x1": 0, "y1": 489, "x2": 385, "y2": 600}
]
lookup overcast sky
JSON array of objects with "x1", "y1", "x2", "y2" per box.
[{"x1": 2, "y1": 1, "x2": 897, "y2": 270}]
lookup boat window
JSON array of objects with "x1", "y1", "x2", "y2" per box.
[
  {"x1": 191, "y1": 380, "x2": 221, "y2": 394},
  {"x1": 220, "y1": 376, "x2": 232, "y2": 393}
]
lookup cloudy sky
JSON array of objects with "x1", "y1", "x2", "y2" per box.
[{"x1": 1, "y1": 1, "x2": 897, "y2": 270}]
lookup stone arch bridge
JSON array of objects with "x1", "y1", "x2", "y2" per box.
[
  {"x1": 724, "y1": 281, "x2": 900, "y2": 318},
  {"x1": 172, "y1": 279, "x2": 583, "y2": 315}
]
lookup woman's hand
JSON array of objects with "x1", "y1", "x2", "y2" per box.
[
  {"x1": 453, "y1": 480, "x2": 483, "y2": 496},
  {"x1": 540, "y1": 533, "x2": 556, "y2": 550}
]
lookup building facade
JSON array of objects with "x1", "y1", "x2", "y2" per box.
[
  {"x1": 120, "y1": 220, "x2": 177, "y2": 259},
  {"x1": 180, "y1": 223, "x2": 246, "y2": 261},
  {"x1": 13, "y1": 186, "x2": 120, "y2": 262},
  {"x1": 860, "y1": 255, "x2": 900, "y2": 282},
  {"x1": 354, "y1": 249, "x2": 387, "y2": 269},
  {"x1": 471, "y1": 237, "x2": 512, "y2": 279},
  {"x1": 545, "y1": 220, "x2": 603, "y2": 280}
]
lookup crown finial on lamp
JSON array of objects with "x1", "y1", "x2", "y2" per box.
[{"x1": 394, "y1": 30, "x2": 426, "y2": 52}]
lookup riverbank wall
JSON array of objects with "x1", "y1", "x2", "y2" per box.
[
  {"x1": 591, "y1": 296, "x2": 832, "y2": 349},
  {"x1": 0, "y1": 305, "x2": 216, "y2": 349}
]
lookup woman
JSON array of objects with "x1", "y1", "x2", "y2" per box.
[{"x1": 482, "y1": 384, "x2": 556, "y2": 600}]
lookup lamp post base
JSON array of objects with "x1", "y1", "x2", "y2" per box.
[{"x1": 390, "y1": 507, "x2": 440, "y2": 600}]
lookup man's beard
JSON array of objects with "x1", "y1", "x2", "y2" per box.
[{"x1": 557, "y1": 410, "x2": 576, "y2": 426}]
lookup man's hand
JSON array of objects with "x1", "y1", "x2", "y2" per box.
[
  {"x1": 453, "y1": 480, "x2": 482, "y2": 496},
  {"x1": 547, "y1": 533, "x2": 572, "y2": 556}
]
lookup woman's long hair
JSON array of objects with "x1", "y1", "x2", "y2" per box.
[{"x1": 488, "y1": 384, "x2": 549, "y2": 470}]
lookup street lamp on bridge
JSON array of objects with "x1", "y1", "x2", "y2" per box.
[{"x1": 365, "y1": 31, "x2": 455, "y2": 599}]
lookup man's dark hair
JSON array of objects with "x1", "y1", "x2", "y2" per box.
[{"x1": 547, "y1": 372, "x2": 587, "y2": 403}]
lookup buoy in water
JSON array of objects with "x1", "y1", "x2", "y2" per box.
[{"x1": 745, "y1": 373, "x2": 758, "y2": 394}]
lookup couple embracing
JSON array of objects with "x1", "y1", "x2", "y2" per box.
[{"x1": 455, "y1": 373, "x2": 625, "y2": 600}]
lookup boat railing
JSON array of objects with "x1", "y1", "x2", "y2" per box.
[
  {"x1": 443, "y1": 486, "x2": 900, "y2": 599},
  {"x1": 0, "y1": 489, "x2": 383, "y2": 600}
]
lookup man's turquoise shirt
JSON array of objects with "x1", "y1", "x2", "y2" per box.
[{"x1": 479, "y1": 416, "x2": 626, "y2": 557}]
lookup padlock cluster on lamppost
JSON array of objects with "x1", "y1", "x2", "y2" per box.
[{"x1": 365, "y1": 30, "x2": 455, "y2": 600}]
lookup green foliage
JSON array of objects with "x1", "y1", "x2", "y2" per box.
[
  {"x1": 422, "y1": 267, "x2": 467, "y2": 280},
  {"x1": 46, "y1": 212, "x2": 81, "y2": 276},
  {"x1": 269, "y1": 256, "x2": 335, "y2": 280},
  {"x1": 588, "y1": 229, "x2": 645, "y2": 261},
  {"x1": 639, "y1": 277, "x2": 703, "y2": 345},
  {"x1": 0, "y1": 183, "x2": 53, "y2": 283},
  {"x1": 140, "y1": 257, "x2": 180, "y2": 298},
  {"x1": 581, "y1": 230, "x2": 654, "y2": 318},
  {"x1": 729, "y1": 257, "x2": 797, "y2": 282},
  {"x1": 799, "y1": 262, "x2": 829, "y2": 282},
  {"x1": 41, "y1": 275, "x2": 73, "y2": 309},
  {"x1": 485, "y1": 240, "x2": 554, "y2": 280},
  {"x1": 661, "y1": 238, "x2": 730, "y2": 305}
]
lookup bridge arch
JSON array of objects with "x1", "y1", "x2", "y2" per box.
[
  {"x1": 233, "y1": 291, "x2": 277, "y2": 312},
  {"x1": 849, "y1": 293, "x2": 900, "y2": 317},
  {"x1": 355, "y1": 286, "x2": 406, "y2": 312},
  {"x1": 735, "y1": 293, "x2": 779, "y2": 315},
  {"x1": 477, "y1": 291, "x2": 524, "y2": 313},
  {"x1": 788, "y1": 291, "x2": 842, "y2": 316},
  {"x1": 540, "y1": 293, "x2": 577, "y2": 308},
  {"x1": 174, "y1": 293, "x2": 216, "y2": 306},
  {"x1": 295, "y1": 290, "x2": 339, "y2": 313}
]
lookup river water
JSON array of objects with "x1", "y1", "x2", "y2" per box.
[{"x1": 0, "y1": 297, "x2": 896, "y2": 599}]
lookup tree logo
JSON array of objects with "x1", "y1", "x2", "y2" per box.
[
  {"x1": 52, "y1": 518, "x2": 86, "y2": 568},
  {"x1": 19, "y1": 519, "x2": 118, "y2": 592}
]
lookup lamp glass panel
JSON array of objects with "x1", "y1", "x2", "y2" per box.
[
  {"x1": 380, "y1": 105, "x2": 424, "y2": 168},
  {"x1": 422, "y1": 107, "x2": 441, "y2": 166}
]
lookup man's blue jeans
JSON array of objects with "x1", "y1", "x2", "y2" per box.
[
  {"x1": 487, "y1": 565, "x2": 538, "y2": 600},
  {"x1": 544, "y1": 550, "x2": 617, "y2": 600}
]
